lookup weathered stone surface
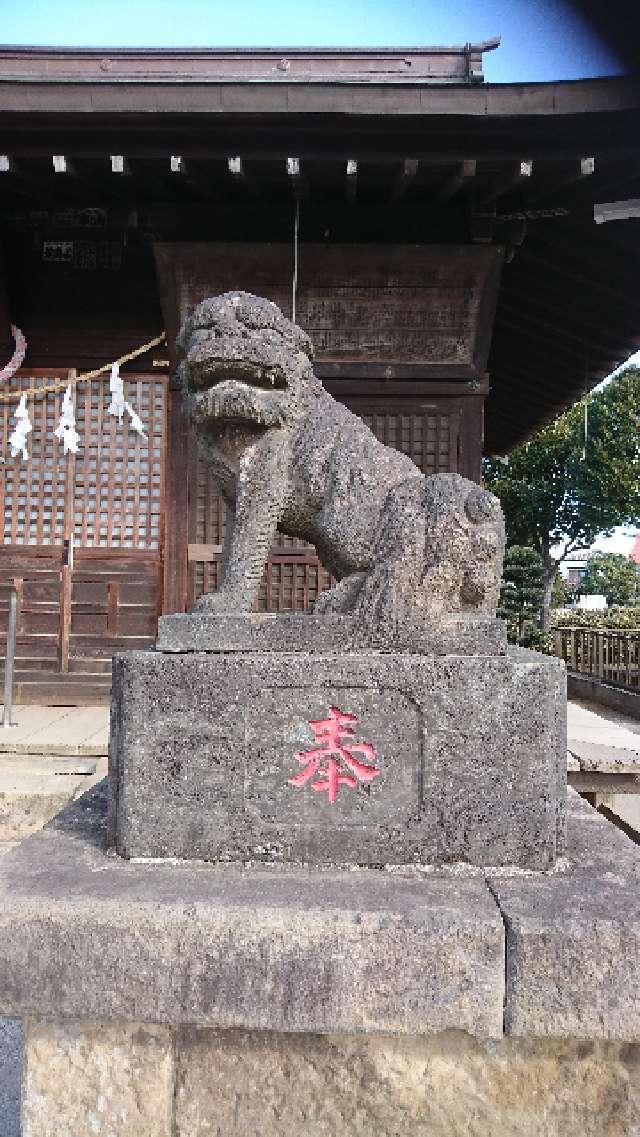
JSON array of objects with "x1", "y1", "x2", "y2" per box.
[
  {"x1": 489, "y1": 800, "x2": 640, "y2": 1040},
  {"x1": 178, "y1": 291, "x2": 505, "y2": 645},
  {"x1": 569, "y1": 739, "x2": 640, "y2": 773},
  {"x1": 0, "y1": 1018, "x2": 21, "y2": 1137},
  {"x1": 22, "y1": 1018, "x2": 173, "y2": 1137},
  {"x1": 110, "y1": 646, "x2": 565, "y2": 869},
  {"x1": 0, "y1": 786, "x2": 505, "y2": 1038},
  {"x1": 1, "y1": 785, "x2": 640, "y2": 1043},
  {"x1": 174, "y1": 1027, "x2": 640, "y2": 1137},
  {"x1": 0, "y1": 774, "x2": 85, "y2": 841},
  {"x1": 156, "y1": 610, "x2": 507, "y2": 655}
]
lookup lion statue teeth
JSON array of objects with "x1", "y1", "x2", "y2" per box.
[{"x1": 178, "y1": 290, "x2": 505, "y2": 643}]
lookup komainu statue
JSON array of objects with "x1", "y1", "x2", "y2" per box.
[{"x1": 178, "y1": 291, "x2": 505, "y2": 642}]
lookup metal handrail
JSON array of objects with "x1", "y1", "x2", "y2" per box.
[{"x1": 2, "y1": 583, "x2": 18, "y2": 727}]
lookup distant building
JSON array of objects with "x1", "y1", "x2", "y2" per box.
[
  {"x1": 561, "y1": 550, "x2": 592, "y2": 590},
  {"x1": 630, "y1": 535, "x2": 640, "y2": 567}
]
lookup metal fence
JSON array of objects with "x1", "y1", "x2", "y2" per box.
[{"x1": 554, "y1": 627, "x2": 640, "y2": 690}]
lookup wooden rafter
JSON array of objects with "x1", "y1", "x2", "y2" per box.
[{"x1": 431, "y1": 159, "x2": 476, "y2": 206}]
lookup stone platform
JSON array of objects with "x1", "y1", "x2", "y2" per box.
[
  {"x1": 1, "y1": 786, "x2": 639, "y2": 1135},
  {"x1": 109, "y1": 645, "x2": 566, "y2": 869}
]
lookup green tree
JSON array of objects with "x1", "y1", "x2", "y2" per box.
[
  {"x1": 581, "y1": 551, "x2": 640, "y2": 607},
  {"x1": 497, "y1": 546, "x2": 546, "y2": 646},
  {"x1": 551, "y1": 571, "x2": 569, "y2": 609},
  {"x1": 485, "y1": 367, "x2": 640, "y2": 631}
]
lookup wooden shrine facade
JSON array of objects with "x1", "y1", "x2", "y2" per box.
[{"x1": 0, "y1": 46, "x2": 639, "y2": 700}]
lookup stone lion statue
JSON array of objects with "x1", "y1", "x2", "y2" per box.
[{"x1": 177, "y1": 291, "x2": 505, "y2": 642}]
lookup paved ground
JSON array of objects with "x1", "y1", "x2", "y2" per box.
[
  {"x1": 567, "y1": 698, "x2": 640, "y2": 748},
  {"x1": 567, "y1": 698, "x2": 640, "y2": 835},
  {"x1": 0, "y1": 705, "x2": 109, "y2": 757}
]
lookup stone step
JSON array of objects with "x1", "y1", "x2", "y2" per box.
[
  {"x1": 8, "y1": 680, "x2": 111, "y2": 707},
  {"x1": 0, "y1": 759, "x2": 107, "y2": 841},
  {"x1": 0, "y1": 755, "x2": 99, "y2": 775},
  {"x1": 0, "y1": 707, "x2": 109, "y2": 757}
]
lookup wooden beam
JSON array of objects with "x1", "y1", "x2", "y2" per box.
[
  {"x1": 431, "y1": 159, "x2": 476, "y2": 207},
  {"x1": 497, "y1": 217, "x2": 527, "y2": 263},
  {"x1": 497, "y1": 297, "x2": 635, "y2": 355},
  {"x1": 594, "y1": 197, "x2": 640, "y2": 223},
  {"x1": 286, "y1": 156, "x2": 307, "y2": 199},
  {"x1": 0, "y1": 154, "x2": 37, "y2": 199},
  {"x1": 391, "y1": 158, "x2": 418, "y2": 201},
  {"x1": 0, "y1": 242, "x2": 13, "y2": 356},
  {"x1": 346, "y1": 158, "x2": 357, "y2": 204},
  {"x1": 227, "y1": 155, "x2": 257, "y2": 198},
  {"x1": 517, "y1": 246, "x2": 640, "y2": 311},
  {"x1": 52, "y1": 154, "x2": 75, "y2": 175},
  {"x1": 316, "y1": 362, "x2": 484, "y2": 382},
  {"x1": 479, "y1": 160, "x2": 533, "y2": 206},
  {"x1": 493, "y1": 317, "x2": 612, "y2": 367},
  {"x1": 525, "y1": 156, "x2": 595, "y2": 205},
  {"x1": 110, "y1": 154, "x2": 131, "y2": 175},
  {"x1": 169, "y1": 154, "x2": 216, "y2": 199}
]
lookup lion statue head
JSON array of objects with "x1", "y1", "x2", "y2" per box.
[{"x1": 177, "y1": 291, "x2": 321, "y2": 433}]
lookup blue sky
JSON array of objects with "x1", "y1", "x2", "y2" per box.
[{"x1": 0, "y1": 0, "x2": 622, "y2": 83}]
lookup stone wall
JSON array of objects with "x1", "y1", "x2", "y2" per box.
[{"x1": 23, "y1": 1018, "x2": 640, "y2": 1137}]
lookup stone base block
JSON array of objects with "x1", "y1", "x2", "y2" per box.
[
  {"x1": 22, "y1": 1019, "x2": 173, "y2": 1137},
  {"x1": 156, "y1": 611, "x2": 508, "y2": 656},
  {"x1": 0, "y1": 784, "x2": 637, "y2": 1137},
  {"x1": 21, "y1": 1019, "x2": 640, "y2": 1137},
  {"x1": 0, "y1": 787, "x2": 505, "y2": 1039},
  {"x1": 110, "y1": 646, "x2": 566, "y2": 869}
]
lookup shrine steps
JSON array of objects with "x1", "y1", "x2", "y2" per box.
[{"x1": 0, "y1": 667, "x2": 111, "y2": 706}]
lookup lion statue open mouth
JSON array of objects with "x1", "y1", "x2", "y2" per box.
[{"x1": 178, "y1": 290, "x2": 505, "y2": 643}]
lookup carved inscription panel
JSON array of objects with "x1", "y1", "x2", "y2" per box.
[{"x1": 154, "y1": 243, "x2": 502, "y2": 371}]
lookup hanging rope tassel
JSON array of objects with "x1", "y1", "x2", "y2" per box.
[
  {"x1": 54, "y1": 385, "x2": 80, "y2": 454},
  {"x1": 125, "y1": 401, "x2": 146, "y2": 439},
  {"x1": 107, "y1": 361, "x2": 146, "y2": 438},
  {"x1": 107, "y1": 361, "x2": 127, "y2": 423},
  {"x1": 9, "y1": 392, "x2": 32, "y2": 459}
]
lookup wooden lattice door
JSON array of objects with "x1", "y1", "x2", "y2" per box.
[{"x1": 0, "y1": 368, "x2": 167, "y2": 696}]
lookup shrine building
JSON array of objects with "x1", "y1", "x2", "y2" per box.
[{"x1": 0, "y1": 43, "x2": 639, "y2": 701}]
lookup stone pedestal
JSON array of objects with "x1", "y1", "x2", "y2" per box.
[
  {"x1": 0, "y1": 788, "x2": 638, "y2": 1135},
  {"x1": 9, "y1": 611, "x2": 639, "y2": 1136},
  {"x1": 109, "y1": 634, "x2": 565, "y2": 870}
]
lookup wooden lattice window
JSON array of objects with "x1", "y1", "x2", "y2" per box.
[
  {"x1": 1, "y1": 370, "x2": 166, "y2": 550},
  {"x1": 73, "y1": 375, "x2": 166, "y2": 549},
  {"x1": 358, "y1": 408, "x2": 459, "y2": 476},
  {"x1": 1, "y1": 370, "x2": 69, "y2": 546}
]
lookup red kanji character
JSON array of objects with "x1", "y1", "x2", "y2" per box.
[{"x1": 288, "y1": 706, "x2": 380, "y2": 804}]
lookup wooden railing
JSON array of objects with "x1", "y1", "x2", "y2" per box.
[{"x1": 554, "y1": 627, "x2": 640, "y2": 690}]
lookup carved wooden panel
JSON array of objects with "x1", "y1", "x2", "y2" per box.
[{"x1": 154, "y1": 243, "x2": 503, "y2": 375}]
